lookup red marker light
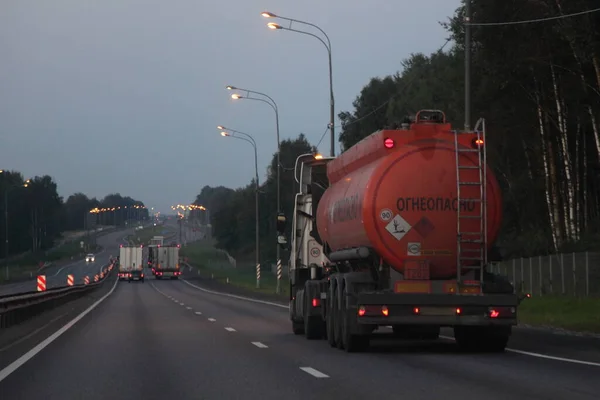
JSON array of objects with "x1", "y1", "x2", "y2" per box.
[
  {"x1": 472, "y1": 137, "x2": 484, "y2": 148},
  {"x1": 384, "y1": 138, "x2": 395, "y2": 149}
]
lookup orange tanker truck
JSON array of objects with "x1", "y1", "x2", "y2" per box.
[{"x1": 276, "y1": 110, "x2": 526, "y2": 353}]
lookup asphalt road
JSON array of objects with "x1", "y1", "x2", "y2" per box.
[
  {"x1": 0, "y1": 229, "x2": 130, "y2": 297},
  {"x1": 1, "y1": 273, "x2": 598, "y2": 400}
]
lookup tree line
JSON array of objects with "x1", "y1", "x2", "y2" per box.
[
  {"x1": 0, "y1": 169, "x2": 149, "y2": 259},
  {"x1": 193, "y1": 0, "x2": 600, "y2": 262}
]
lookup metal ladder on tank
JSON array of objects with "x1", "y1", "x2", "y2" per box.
[{"x1": 453, "y1": 118, "x2": 488, "y2": 289}]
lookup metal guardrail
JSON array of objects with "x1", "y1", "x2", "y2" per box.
[{"x1": 0, "y1": 262, "x2": 115, "y2": 329}]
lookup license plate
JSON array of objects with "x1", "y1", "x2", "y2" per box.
[
  {"x1": 420, "y1": 307, "x2": 457, "y2": 316},
  {"x1": 405, "y1": 261, "x2": 430, "y2": 280}
]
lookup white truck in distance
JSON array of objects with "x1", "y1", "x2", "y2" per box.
[
  {"x1": 154, "y1": 245, "x2": 181, "y2": 279},
  {"x1": 149, "y1": 236, "x2": 164, "y2": 247},
  {"x1": 118, "y1": 245, "x2": 144, "y2": 282}
]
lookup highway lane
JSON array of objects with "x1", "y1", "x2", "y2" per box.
[
  {"x1": 147, "y1": 278, "x2": 600, "y2": 400},
  {"x1": 1, "y1": 273, "x2": 376, "y2": 400},
  {"x1": 1, "y1": 273, "x2": 598, "y2": 399},
  {"x1": 0, "y1": 230, "x2": 130, "y2": 297}
]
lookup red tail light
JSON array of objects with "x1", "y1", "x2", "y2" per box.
[{"x1": 311, "y1": 298, "x2": 320, "y2": 307}]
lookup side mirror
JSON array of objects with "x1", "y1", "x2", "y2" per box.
[
  {"x1": 517, "y1": 292, "x2": 531, "y2": 305},
  {"x1": 276, "y1": 213, "x2": 287, "y2": 234}
]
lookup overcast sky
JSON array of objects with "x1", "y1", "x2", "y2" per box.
[{"x1": 0, "y1": 0, "x2": 460, "y2": 214}]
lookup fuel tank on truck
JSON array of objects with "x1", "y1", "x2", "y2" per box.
[{"x1": 316, "y1": 112, "x2": 502, "y2": 279}]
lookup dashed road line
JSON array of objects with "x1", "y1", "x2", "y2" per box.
[
  {"x1": 186, "y1": 306, "x2": 192, "y2": 310},
  {"x1": 182, "y1": 279, "x2": 600, "y2": 368},
  {"x1": 224, "y1": 327, "x2": 236, "y2": 332},
  {"x1": 300, "y1": 367, "x2": 329, "y2": 378},
  {"x1": 208, "y1": 318, "x2": 216, "y2": 322},
  {"x1": 182, "y1": 279, "x2": 287, "y2": 309},
  {"x1": 251, "y1": 342, "x2": 268, "y2": 348},
  {"x1": 179, "y1": 303, "x2": 185, "y2": 306},
  {"x1": 194, "y1": 311, "x2": 202, "y2": 315}
]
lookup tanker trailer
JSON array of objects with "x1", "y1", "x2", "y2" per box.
[{"x1": 276, "y1": 110, "x2": 526, "y2": 353}]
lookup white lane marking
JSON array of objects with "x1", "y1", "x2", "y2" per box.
[
  {"x1": 0, "y1": 276, "x2": 119, "y2": 383},
  {"x1": 179, "y1": 303, "x2": 185, "y2": 306},
  {"x1": 0, "y1": 313, "x2": 69, "y2": 353},
  {"x1": 252, "y1": 342, "x2": 268, "y2": 348},
  {"x1": 300, "y1": 367, "x2": 329, "y2": 378},
  {"x1": 224, "y1": 327, "x2": 236, "y2": 332},
  {"x1": 208, "y1": 318, "x2": 216, "y2": 322},
  {"x1": 186, "y1": 306, "x2": 192, "y2": 310},
  {"x1": 182, "y1": 278, "x2": 287, "y2": 309},
  {"x1": 183, "y1": 279, "x2": 600, "y2": 368},
  {"x1": 439, "y1": 335, "x2": 600, "y2": 367},
  {"x1": 195, "y1": 311, "x2": 203, "y2": 315}
]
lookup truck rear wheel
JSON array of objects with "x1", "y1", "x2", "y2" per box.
[
  {"x1": 340, "y1": 286, "x2": 369, "y2": 352},
  {"x1": 454, "y1": 326, "x2": 511, "y2": 352},
  {"x1": 326, "y1": 285, "x2": 336, "y2": 347},
  {"x1": 292, "y1": 321, "x2": 304, "y2": 335}
]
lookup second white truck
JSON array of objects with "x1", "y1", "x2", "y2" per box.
[
  {"x1": 154, "y1": 245, "x2": 181, "y2": 279},
  {"x1": 118, "y1": 245, "x2": 145, "y2": 283}
]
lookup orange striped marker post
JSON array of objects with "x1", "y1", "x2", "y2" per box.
[
  {"x1": 84, "y1": 276, "x2": 90, "y2": 285},
  {"x1": 67, "y1": 274, "x2": 74, "y2": 286},
  {"x1": 37, "y1": 275, "x2": 46, "y2": 291}
]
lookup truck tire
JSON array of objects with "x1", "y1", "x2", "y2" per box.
[
  {"x1": 333, "y1": 285, "x2": 343, "y2": 350},
  {"x1": 341, "y1": 285, "x2": 369, "y2": 352},
  {"x1": 326, "y1": 284, "x2": 337, "y2": 347},
  {"x1": 292, "y1": 321, "x2": 304, "y2": 335},
  {"x1": 454, "y1": 326, "x2": 511, "y2": 352},
  {"x1": 304, "y1": 283, "x2": 324, "y2": 340}
]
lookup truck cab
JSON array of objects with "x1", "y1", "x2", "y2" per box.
[{"x1": 278, "y1": 153, "x2": 335, "y2": 338}]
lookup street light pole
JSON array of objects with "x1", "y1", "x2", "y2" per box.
[
  {"x1": 262, "y1": 12, "x2": 335, "y2": 157},
  {"x1": 4, "y1": 190, "x2": 8, "y2": 280},
  {"x1": 218, "y1": 127, "x2": 261, "y2": 288},
  {"x1": 226, "y1": 86, "x2": 283, "y2": 293}
]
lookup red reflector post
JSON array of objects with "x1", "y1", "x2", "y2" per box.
[{"x1": 384, "y1": 138, "x2": 395, "y2": 149}]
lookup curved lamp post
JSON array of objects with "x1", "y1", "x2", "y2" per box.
[
  {"x1": 225, "y1": 85, "x2": 284, "y2": 293},
  {"x1": 218, "y1": 126, "x2": 261, "y2": 289},
  {"x1": 262, "y1": 11, "x2": 335, "y2": 157}
]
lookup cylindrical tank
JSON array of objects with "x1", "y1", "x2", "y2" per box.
[{"x1": 316, "y1": 134, "x2": 502, "y2": 280}]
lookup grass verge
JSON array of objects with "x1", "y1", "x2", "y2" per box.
[
  {"x1": 518, "y1": 295, "x2": 600, "y2": 333},
  {"x1": 180, "y1": 240, "x2": 289, "y2": 298}
]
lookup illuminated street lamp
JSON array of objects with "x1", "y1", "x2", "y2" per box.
[
  {"x1": 218, "y1": 126, "x2": 261, "y2": 288},
  {"x1": 225, "y1": 85, "x2": 284, "y2": 293},
  {"x1": 262, "y1": 11, "x2": 336, "y2": 157}
]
